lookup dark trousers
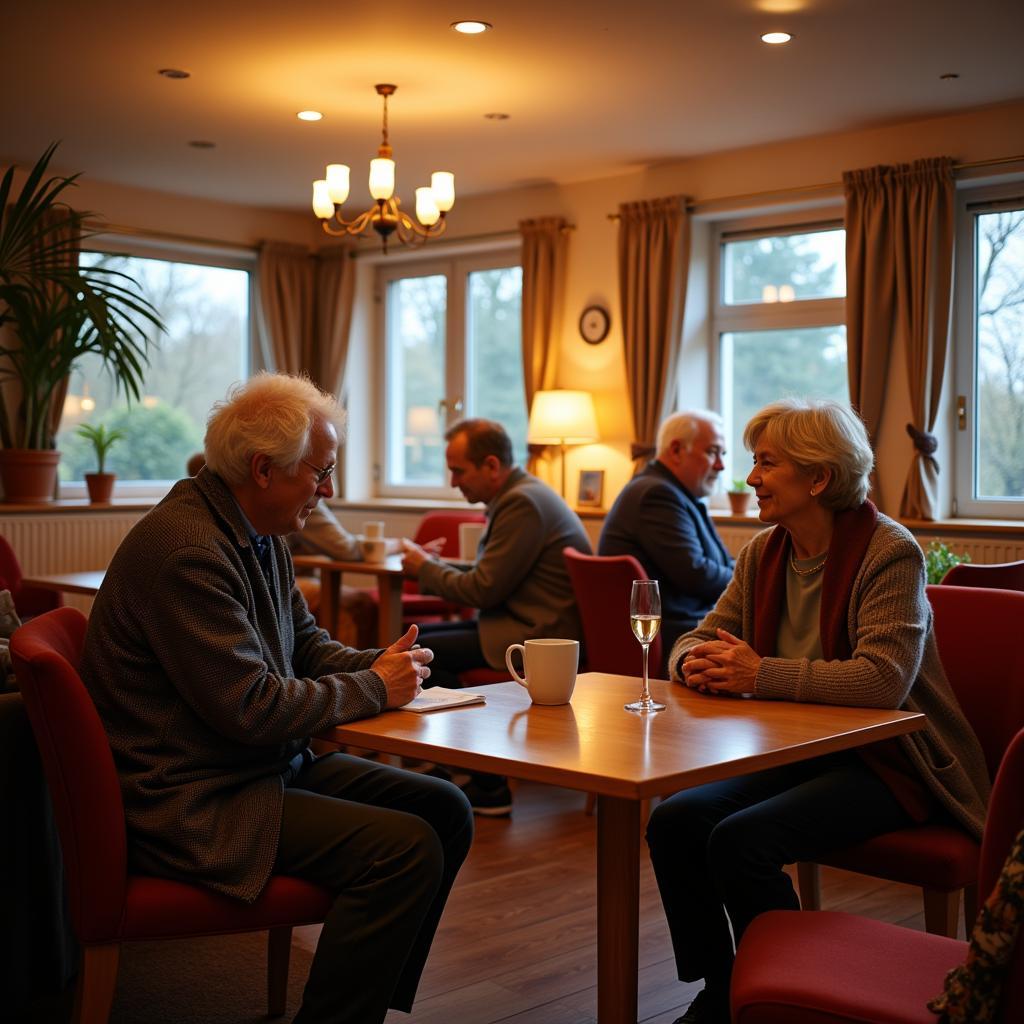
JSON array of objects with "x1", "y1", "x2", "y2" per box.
[
  {"x1": 274, "y1": 752, "x2": 474, "y2": 1024},
  {"x1": 646, "y1": 750, "x2": 912, "y2": 989},
  {"x1": 416, "y1": 620, "x2": 487, "y2": 689}
]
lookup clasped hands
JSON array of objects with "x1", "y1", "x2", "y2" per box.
[
  {"x1": 371, "y1": 624, "x2": 434, "y2": 708},
  {"x1": 682, "y1": 628, "x2": 761, "y2": 696}
]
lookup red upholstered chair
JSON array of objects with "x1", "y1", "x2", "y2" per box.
[
  {"x1": 732, "y1": 726, "x2": 1024, "y2": 1024},
  {"x1": 397, "y1": 510, "x2": 487, "y2": 624},
  {"x1": 10, "y1": 608, "x2": 333, "y2": 1024},
  {"x1": 797, "y1": 584, "x2": 1024, "y2": 936},
  {"x1": 942, "y1": 558, "x2": 1024, "y2": 590},
  {"x1": 0, "y1": 532, "x2": 62, "y2": 618},
  {"x1": 562, "y1": 548, "x2": 663, "y2": 675}
]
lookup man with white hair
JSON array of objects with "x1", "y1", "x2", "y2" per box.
[
  {"x1": 83, "y1": 372, "x2": 473, "y2": 1024},
  {"x1": 599, "y1": 410, "x2": 734, "y2": 666}
]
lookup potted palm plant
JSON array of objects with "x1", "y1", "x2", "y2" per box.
[
  {"x1": 75, "y1": 423, "x2": 124, "y2": 503},
  {"x1": 0, "y1": 143, "x2": 162, "y2": 502}
]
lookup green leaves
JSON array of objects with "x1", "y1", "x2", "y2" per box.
[
  {"x1": 924, "y1": 540, "x2": 971, "y2": 585},
  {"x1": 74, "y1": 422, "x2": 124, "y2": 473}
]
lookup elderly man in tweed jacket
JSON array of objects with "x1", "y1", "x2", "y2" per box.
[{"x1": 82, "y1": 373, "x2": 473, "y2": 1024}]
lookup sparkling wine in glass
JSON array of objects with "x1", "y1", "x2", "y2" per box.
[{"x1": 626, "y1": 579, "x2": 666, "y2": 713}]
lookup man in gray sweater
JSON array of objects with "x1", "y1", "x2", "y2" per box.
[{"x1": 402, "y1": 417, "x2": 592, "y2": 814}]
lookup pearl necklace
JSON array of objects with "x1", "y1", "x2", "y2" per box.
[{"x1": 789, "y1": 552, "x2": 828, "y2": 576}]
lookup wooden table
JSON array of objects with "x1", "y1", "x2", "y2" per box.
[
  {"x1": 21, "y1": 570, "x2": 105, "y2": 597},
  {"x1": 324, "y1": 673, "x2": 926, "y2": 1024},
  {"x1": 292, "y1": 554, "x2": 406, "y2": 647}
]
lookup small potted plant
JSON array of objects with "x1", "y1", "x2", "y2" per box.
[
  {"x1": 924, "y1": 540, "x2": 971, "y2": 585},
  {"x1": 727, "y1": 478, "x2": 752, "y2": 515},
  {"x1": 76, "y1": 423, "x2": 124, "y2": 503}
]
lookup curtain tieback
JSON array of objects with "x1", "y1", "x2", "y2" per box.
[
  {"x1": 630, "y1": 441, "x2": 656, "y2": 461},
  {"x1": 906, "y1": 423, "x2": 938, "y2": 457}
]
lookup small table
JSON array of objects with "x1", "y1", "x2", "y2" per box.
[
  {"x1": 20, "y1": 571, "x2": 105, "y2": 597},
  {"x1": 292, "y1": 554, "x2": 406, "y2": 647},
  {"x1": 323, "y1": 673, "x2": 926, "y2": 1024}
]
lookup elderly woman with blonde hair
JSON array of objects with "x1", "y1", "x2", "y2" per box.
[{"x1": 647, "y1": 398, "x2": 990, "y2": 1024}]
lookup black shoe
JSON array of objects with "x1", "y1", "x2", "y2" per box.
[
  {"x1": 672, "y1": 987, "x2": 729, "y2": 1024},
  {"x1": 461, "y1": 778, "x2": 513, "y2": 817}
]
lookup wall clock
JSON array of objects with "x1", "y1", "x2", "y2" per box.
[{"x1": 579, "y1": 305, "x2": 611, "y2": 344}]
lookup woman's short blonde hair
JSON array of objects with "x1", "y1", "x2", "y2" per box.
[
  {"x1": 204, "y1": 372, "x2": 346, "y2": 485},
  {"x1": 742, "y1": 398, "x2": 873, "y2": 511}
]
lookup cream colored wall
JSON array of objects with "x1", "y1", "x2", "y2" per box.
[{"x1": 435, "y1": 99, "x2": 1024, "y2": 518}]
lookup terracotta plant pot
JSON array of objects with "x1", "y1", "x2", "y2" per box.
[
  {"x1": 85, "y1": 472, "x2": 116, "y2": 504},
  {"x1": 0, "y1": 449, "x2": 61, "y2": 503},
  {"x1": 727, "y1": 490, "x2": 752, "y2": 515}
]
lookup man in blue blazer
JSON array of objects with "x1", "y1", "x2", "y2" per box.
[{"x1": 599, "y1": 411, "x2": 734, "y2": 669}]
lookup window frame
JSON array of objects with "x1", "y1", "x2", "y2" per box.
[
  {"x1": 64, "y1": 232, "x2": 258, "y2": 499},
  {"x1": 710, "y1": 212, "x2": 847, "y2": 485},
  {"x1": 372, "y1": 241, "x2": 522, "y2": 499}
]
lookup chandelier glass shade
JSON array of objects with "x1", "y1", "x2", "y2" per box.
[{"x1": 312, "y1": 84, "x2": 455, "y2": 251}]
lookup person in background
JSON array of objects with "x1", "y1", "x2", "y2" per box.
[
  {"x1": 647, "y1": 399, "x2": 989, "y2": 1024},
  {"x1": 598, "y1": 410, "x2": 733, "y2": 671},
  {"x1": 90, "y1": 374, "x2": 473, "y2": 1024},
  {"x1": 401, "y1": 417, "x2": 592, "y2": 816}
]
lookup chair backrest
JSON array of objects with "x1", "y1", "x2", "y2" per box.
[
  {"x1": 942, "y1": 559, "x2": 1024, "y2": 591},
  {"x1": 563, "y1": 548, "x2": 663, "y2": 676},
  {"x1": 926, "y1": 585, "x2": 1024, "y2": 782},
  {"x1": 0, "y1": 532, "x2": 61, "y2": 617},
  {"x1": 0, "y1": 533, "x2": 24, "y2": 594},
  {"x1": 10, "y1": 607, "x2": 128, "y2": 942},
  {"x1": 980, "y1": 727, "x2": 1024, "y2": 1023},
  {"x1": 406, "y1": 510, "x2": 487, "y2": 595}
]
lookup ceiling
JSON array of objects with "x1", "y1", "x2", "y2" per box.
[{"x1": 4, "y1": 0, "x2": 1024, "y2": 214}]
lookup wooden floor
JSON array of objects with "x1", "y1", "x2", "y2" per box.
[{"x1": 278, "y1": 779, "x2": 955, "y2": 1024}]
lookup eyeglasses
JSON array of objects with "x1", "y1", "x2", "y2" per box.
[{"x1": 301, "y1": 458, "x2": 336, "y2": 485}]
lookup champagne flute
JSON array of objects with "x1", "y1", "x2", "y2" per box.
[{"x1": 626, "y1": 579, "x2": 666, "y2": 713}]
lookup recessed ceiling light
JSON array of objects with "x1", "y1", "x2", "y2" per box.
[
  {"x1": 484, "y1": 112, "x2": 510, "y2": 120},
  {"x1": 451, "y1": 20, "x2": 492, "y2": 34},
  {"x1": 188, "y1": 140, "x2": 216, "y2": 149},
  {"x1": 761, "y1": 31, "x2": 792, "y2": 44},
  {"x1": 297, "y1": 110, "x2": 323, "y2": 121},
  {"x1": 158, "y1": 68, "x2": 190, "y2": 79}
]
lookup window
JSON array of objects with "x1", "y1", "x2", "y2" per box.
[
  {"x1": 58, "y1": 241, "x2": 253, "y2": 490},
  {"x1": 954, "y1": 186, "x2": 1024, "y2": 517},
  {"x1": 377, "y1": 249, "x2": 525, "y2": 494},
  {"x1": 714, "y1": 221, "x2": 847, "y2": 481}
]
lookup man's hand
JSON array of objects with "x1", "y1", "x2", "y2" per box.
[
  {"x1": 371, "y1": 624, "x2": 435, "y2": 708},
  {"x1": 682, "y1": 628, "x2": 761, "y2": 696},
  {"x1": 401, "y1": 538, "x2": 432, "y2": 575}
]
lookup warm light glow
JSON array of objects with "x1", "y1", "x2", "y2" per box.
[
  {"x1": 369, "y1": 157, "x2": 395, "y2": 200},
  {"x1": 431, "y1": 171, "x2": 455, "y2": 212},
  {"x1": 451, "y1": 20, "x2": 492, "y2": 33},
  {"x1": 312, "y1": 180, "x2": 334, "y2": 219},
  {"x1": 297, "y1": 110, "x2": 323, "y2": 121},
  {"x1": 527, "y1": 390, "x2": 599, "y2": 445},
  {"x1": 761, "y1": 31, "x2": 792, "y2": 44},
  {"x1": 762, "y1": 285, "x2": 779, "y2": 303},
  {"x1": 416, "y1": 187, "x2": 440, "y2": 226},
  {"x1": 326, "y1": 163, "x2": 350, "y2": 204},
  {"x1": 142, "y1": 396, "x2": 160, "y2": 409},
  {"x1": 778, "y1": 284, "x2": 796, "y2": 302},
  {"x1": 80, "y1": 395, "x2": 95, "y2": 412},
  {"x1": 406, "y1": 405, "x2": 440, "y2": 436}
]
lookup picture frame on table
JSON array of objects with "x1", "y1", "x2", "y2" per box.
[{"x1": 577, "y1": 469, "x2": 605, "y2": 508}]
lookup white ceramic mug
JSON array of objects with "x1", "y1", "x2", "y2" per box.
[
  {"x1": 459, "y1": 521, "x2": 486, "y2": 562},
  {"x1": 363, "y1": 520, "x2": 385, "y2": 539},
  {"x1": 505, "y1": 638, "x2": 579, "y2": 705},
  {"x1": 360, "y1": 537, "x2": 388, "y2": 562}
]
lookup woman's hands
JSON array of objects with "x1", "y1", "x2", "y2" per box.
[{"x1": 681, "y1": 628, "x2": 761, "y2": 696}]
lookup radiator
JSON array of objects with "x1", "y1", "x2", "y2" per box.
[{"x1": 0, "y1": 512, "x2": 144, "y2": 575}]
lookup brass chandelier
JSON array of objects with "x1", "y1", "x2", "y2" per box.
[{"x1": 312, "y1": 84, "x2": 455, "y2": 252}]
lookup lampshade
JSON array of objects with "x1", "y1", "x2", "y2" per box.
[
  {"x1": 406, "y1": 404, "x2": 441, "y2": 437},
  {"x1": 527, "y1": 390, "x2": 599, "y2": 445}
]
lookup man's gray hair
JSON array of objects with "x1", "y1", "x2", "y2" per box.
[
  {"x1": 656, "y1": 410, "x2": 724, "y2": 456},
  {"x1": 204, "y1": 372, "x2": 346, "y2": 485},
  {"x1": 742, "y1": 398, "x2": 873, "y2": 511}
]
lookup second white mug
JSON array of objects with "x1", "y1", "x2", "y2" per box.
[{"x1": 505, "y1": 638, "x2": 579, "y2": 705}]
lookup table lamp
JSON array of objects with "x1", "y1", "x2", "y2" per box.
[{"x1": 527, "y1": 389, "x2": 599, "y2": 498}]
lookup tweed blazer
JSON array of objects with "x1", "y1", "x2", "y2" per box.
[
  {"x1": 599, "y1": 460, "x2": 733, "y2": 644},
  {"x1": 417, "y1": 468, "x2": 592, "y2": 668},
  {"x1": 669, "y1": 514, "x2": 990, "y2": 841},
  {"x1": 81, "y1": 470, "x2": 387, "y2": 901}
]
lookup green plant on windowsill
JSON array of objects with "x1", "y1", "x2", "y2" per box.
[
  {"x1": 727, "y1": 478, "x2": 753, "y2": 515},
  {"x1": 729, "y1": 478, "x2": 751, "y2": 494},
  {"x1": 75, "y1": 423, "x2": 124, "y2": 503},
  {"x1": 924, "y1": 540, "x2": 971, "y2": 585}
]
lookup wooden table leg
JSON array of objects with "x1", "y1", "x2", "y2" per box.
[
  {"x1": 318, "y1": 567, "x2": 341, "y2": 635},
  {"x1": 376, "y1": 574, "x2": 404, "y2": 646},
  {"x1": 597, "y1": 794, "x2": 641, "y2": 1024}
]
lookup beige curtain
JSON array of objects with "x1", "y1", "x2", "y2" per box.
[
  {"x1": 617, "y1": 196, "x2": 689, "y2": 471},
  {"x1": 520, "y1": 217, "x2": 569, "y2": 474},
  {"x1": 313, "y1": 245, "x2": 356, "y2": 396},
  {"x1": 844, "y1": 158, "x2": 955, "y2": 518},
  {"x1": 43, "y1": 210, "x2": 83, "y2": 446},
  {"x1": 256, "y1": 242, "x2": 315, "y2": 376}
]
